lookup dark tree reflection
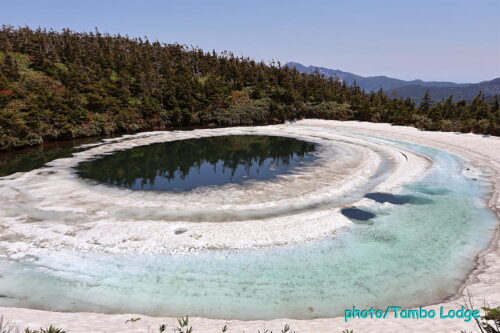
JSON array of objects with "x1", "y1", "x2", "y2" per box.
[
  {"x1": 76, "y1": 135, "x2": 317, "y2": 191},
  {"x1": 0, "y1": 137, "x2": 104, "y2": 177}
]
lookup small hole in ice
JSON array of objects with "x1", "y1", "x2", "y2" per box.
[{"x1": 174, "y1": 228, "x2": 188, "y2": 235}]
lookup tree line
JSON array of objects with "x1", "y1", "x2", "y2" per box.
[{"x1": 0, "y1": 26, "x2": 498, "y2": 151}]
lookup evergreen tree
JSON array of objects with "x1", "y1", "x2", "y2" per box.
[
  {"x1": 0, "y1": 26, "x2": 498, "y2": 151},
  {"x1": 419, "y1": 90, "x2": 432, "y2": 113}
]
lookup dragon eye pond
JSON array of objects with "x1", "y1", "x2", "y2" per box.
[{"x1": 0, "y1": 121, "x2": 498, "y2": 330}]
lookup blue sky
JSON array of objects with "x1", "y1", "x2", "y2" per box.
[{"x1": 1, "y1": 0, "x2": 499, "y2": 82}]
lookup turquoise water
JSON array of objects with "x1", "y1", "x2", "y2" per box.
[{"x1": 0, "y1": 140, "x2": 497, "y2": 320}]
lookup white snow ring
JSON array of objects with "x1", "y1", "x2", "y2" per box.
[{"x1": 0, "y1": 122, "x2": 430, "y2": 257}]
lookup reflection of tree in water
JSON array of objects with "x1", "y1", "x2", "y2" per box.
[
  {"x1": 0, "y1": 136, "x2": 104, "y2": 177},
  {"x1": 76, "y1": 136, "x2": 316, "y2": 190}
]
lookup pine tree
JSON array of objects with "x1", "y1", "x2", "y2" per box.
[{"x1": 419, "y1": 90, "x2": 432, "y2": 113}]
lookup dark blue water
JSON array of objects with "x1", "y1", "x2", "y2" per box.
[
  {"x1": 76, "y1": 135, "x2": 317, "y2": 191},
  {"x1": 341, "y1": 207, "x2": 376, "y2": 220}
]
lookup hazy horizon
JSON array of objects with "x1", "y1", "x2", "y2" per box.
[
  {"x1": 1, "y1": 0, "x2": 499, "y2": 83},
  {"x1": 284, "y1": 61, "x2": 499, "y2": 84}
]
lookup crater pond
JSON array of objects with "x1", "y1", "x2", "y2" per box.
[{"x1": 76, "y1": 135, "x2": 318, "y2": 191}]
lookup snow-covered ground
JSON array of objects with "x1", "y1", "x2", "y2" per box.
[{"x1": 0, "y1": 120, "x2": 498, "y2": 332}]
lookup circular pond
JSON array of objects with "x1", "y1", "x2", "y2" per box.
[{"x1": 76, "y1": 135, "x2": 317, "y2": 191}]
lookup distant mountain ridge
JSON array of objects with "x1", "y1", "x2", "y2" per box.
[
  {"x1": 386, "y1": 78, "x2": 500, "y2": 101},
  {"x1": 285, "y1": 62, "x2": 499, "y2": 100}
]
